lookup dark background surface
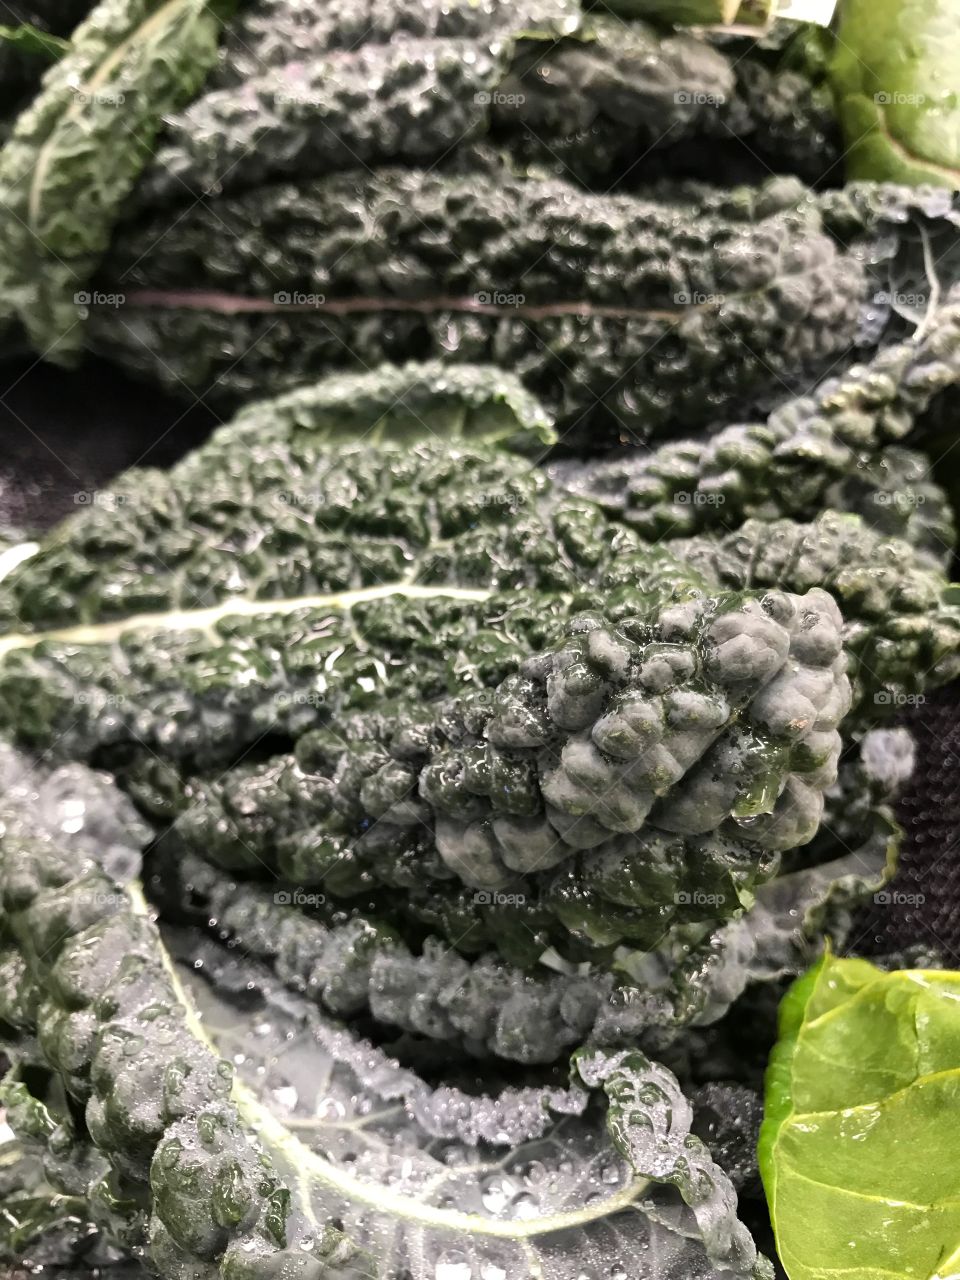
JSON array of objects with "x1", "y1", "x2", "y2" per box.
[
  {"x1": 0, "y1": 356, "x2": 218, "y2": 533},
  {"x1": 1, "y1": 355, "x2": 959, "y2": 968}
]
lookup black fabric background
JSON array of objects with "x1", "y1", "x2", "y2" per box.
[{"x1": 1, "y1": 355, "x2": 957, "y2": 966}]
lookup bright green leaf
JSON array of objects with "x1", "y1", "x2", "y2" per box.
[
  {"x1": 830, "y1": 0, "x2": 960, "y2": 187},
  {"x1": 760, "y1": 952, "x2": 960, "y2": 1279}
]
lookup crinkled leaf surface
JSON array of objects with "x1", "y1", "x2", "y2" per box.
[
  {"x1": 0, "y1": 0, "x2": 229, "y2": 358},
  {"x1": 0, "y1": 722, "x2": 773, "y2": 1279},
  {"x1": 760, "y1": 952, "x2": 960, "y2": 1280},
  {"x1": 0, "y1": 361, "x2": 853, "y2": 973},
  {"x1": 576, "y1": 1047, "x2": 772, "y2": 1280},
  {"x1": 175, "y1": 936, "x2": 748, "y2": 1280}
]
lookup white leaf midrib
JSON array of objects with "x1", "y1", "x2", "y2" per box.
[
  {"x1": 0, "y1": 583, "x2": 493, "y2": 658},
  {"x1": 126, "y1": 884, "x2": 650, "y2": 1249}
]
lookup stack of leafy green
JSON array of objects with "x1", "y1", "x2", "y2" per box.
[
  {"x1": 3, "y1": 0, "x2": 960, "y2": 1276},
  {"x1": 0, "y1": 0, "x2": 957, "y2": 444},
  {"x1": 0, "y1": 354, "x2": 954, "y2": 1278}
]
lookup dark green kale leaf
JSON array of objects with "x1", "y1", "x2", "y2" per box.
[
  {"x1": 172, "y1": 913, "x2": 769, "y2": 1280},
  {"x1": 0, "y1": 519, "x2": 850, "y2": 966},
  {"x1": 817, "y1": 186, "x2": 960, "y2": 339},
  {"x1": 587, "y1": 728, "x2": 906, "y2": 1082},
  {"x1": 0, "y1": 748, "x2": 315, "y2": 1279},
  {"x1": 161, "y1": 0, "x2": 846, "y2": 194},
  {"x1": 93, "y1": 170, "x2": 864, "y2": 443},
  {"x1": 155, "y1": 846, "x2": 618, "y2": 1064},
  {"x1": 224, "y1": 358, "x2": 557, "y2": 456},
  {"x1": 554, "y1": 442, "x2": 955, "y2": 566},
  {"x1": 214, "y1": 0, "x2": 583, "y2": 85},
  {"x1": 0, "y1": 1078, "x2": 145, "y2": 1267},
  {"x1": 155, "y1": 718, "x2": 907, "y2": 1064},
  {"x1": 0, "y1": 0, "x2": 233, "y2": 360},
  {"x1": 137, "y1": 11, "x2": 735, "y2": 206},
  {"x1": 0, "y1": 1148, "x2": 103, "y2": 1271},
  {"x1": 0, "y1": 361, "x2": 569, "y2": 633},
  {"x1": 156, "y1": 587, "x2": 848, "y2": 959},
  {"x1": 668, "y1": 512, "x2": 960, "y2": 709},
  {"x1": 689, "y1": 1082, "x2": 765, "y2": 1197},
  {"x1": 549, "y1": 296, "x2": 960, "y2": 563},
  {"x1": 0, "y1": 358, "x2": 917, "y2": 1280},
  {"x1": 0, "y1": 721, "x2": 901, "y2": 1277},
  {"x1": 717, "y1": 60, "x2": 841, "y2": 184},
  {"x1": 0, "y1": 746, "x2": 774, "y2": 1280},
  {"x1": 0, "y1": 361, "x2": 851, "y2": 972}
]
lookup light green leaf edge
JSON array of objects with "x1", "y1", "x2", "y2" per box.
[
  {"x1": 228, "y1": 360, "x2": 559, "y2": 455},
  {"x1": 0, "y1": 24, "x2": 69, "y2": 61}
]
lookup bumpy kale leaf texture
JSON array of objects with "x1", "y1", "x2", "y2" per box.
[
  {"x1": 548, "y1": 287, "x2": 960, "y2": 559},
  {"x1": 0, "y1": 355, "x2": 948, "y2": 1280},
  {"x1": 91, "y1": 172, "x2": 865, "y2": 443},
  {"x1": 0, "y1": 742, "x2": 785, "y2": 1280},
  {"x1": 0, "y1": 364, "x2": 857, "y2": 973}
]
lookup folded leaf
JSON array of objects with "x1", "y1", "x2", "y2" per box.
[{"x1": 577, "y1": 1046, "x2": 773, "y2": 1280}]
